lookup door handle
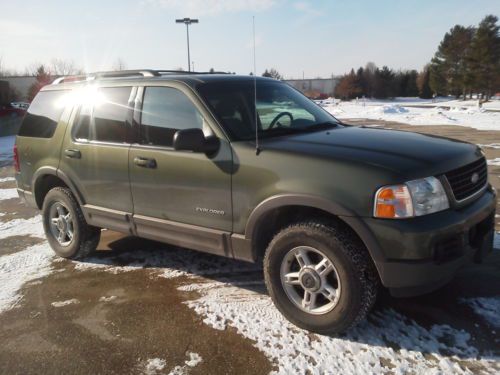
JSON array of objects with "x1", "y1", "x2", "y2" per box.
[
  {"x1": 134, "y1": 157, "x2": 157, "y2": 168},
  {"x1": 64, "y1": 149, "x2": 81, "y2": 159}
]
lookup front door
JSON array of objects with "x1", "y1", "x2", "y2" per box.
[{"x1": 129, "y1": 85, "x2": 233, "y2": 255}]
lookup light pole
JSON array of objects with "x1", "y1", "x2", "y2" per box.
[{"x1": 175, "y1": 18, "x2": 199, "y2": 72}]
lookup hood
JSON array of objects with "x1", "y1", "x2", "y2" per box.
[{"x1": 261, "y1": 126, "x2": 482, "y2": 179}]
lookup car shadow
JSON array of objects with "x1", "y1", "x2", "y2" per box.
[{"x1": 73, "y1": 231, "x2": 500, "y2": 363}]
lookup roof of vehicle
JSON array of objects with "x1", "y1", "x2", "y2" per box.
[{"x1": 42, "y1": 70, "x2": 279, "y2": 91}]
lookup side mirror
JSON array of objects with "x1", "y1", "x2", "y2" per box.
[{"x1": 173, "y1": 128, "x2": 219, "y2": 155}]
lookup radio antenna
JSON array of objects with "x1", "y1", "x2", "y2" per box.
[{"x1": 253, "y1": 16, "x2": 260, "y2": 155}]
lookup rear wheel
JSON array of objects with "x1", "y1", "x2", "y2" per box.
[
  {"x1": 42, "y1": 187, "x2": 100, "y2": 259},
  {"x1": 264, "y1": 221, "x2": 379, "y2": 334}
]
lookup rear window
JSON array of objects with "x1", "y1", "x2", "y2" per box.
[{"x1": 18, "y1": 90, "x2": 68, "y2": 138}]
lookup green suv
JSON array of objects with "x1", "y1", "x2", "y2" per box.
[{"x1": 15, "y1": 70, "x2": 497, "y2": 334}]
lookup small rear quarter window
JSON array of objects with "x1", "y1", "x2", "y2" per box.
[{"x1": 18, "y1": 90, "x2": 68, "y2": 138}]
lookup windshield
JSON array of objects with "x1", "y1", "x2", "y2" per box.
[{"x1": 197, "y1": 80, "x2": 341, "y2": 141}]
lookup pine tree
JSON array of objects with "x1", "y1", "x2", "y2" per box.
[
  {"x1": 429, "y1": 25, "x2": 475, "y2": 97},
  {"x1": 28, "y1": 65, "x2": 52, "y2": 101},
  {"x1": 417, "y1": 65, "x2": 433, "y2": 99},
  {"x1": 468, "y1": 15, "x2": 500, "y2": 99}
]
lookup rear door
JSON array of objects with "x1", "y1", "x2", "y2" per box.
[
  {"x1": 128, "y1": 84, "x2": 233, "y2": 255},
  {"x1": 58, "y1": 85, "x2": 135, "y2": 232}
]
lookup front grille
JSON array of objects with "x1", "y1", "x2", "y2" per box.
[{"x1": 445, "y1": 158, "x2": 488, "y2": 201}]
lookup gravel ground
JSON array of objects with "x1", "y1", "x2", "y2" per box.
[{"x1": 0, "y1": 122, "x2": 499, "y2": 374}]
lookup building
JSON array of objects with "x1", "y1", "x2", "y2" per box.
[
  {"x1": 284, "y1": 77, "x2": 340, "y2": 99},
  {"x1": 0, "y1": 76, "x2": 37, "y2": 102}
]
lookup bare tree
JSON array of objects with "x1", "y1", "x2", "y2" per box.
[{"x1": 50, "y1": 58, "x2": 81, "y2": 76}]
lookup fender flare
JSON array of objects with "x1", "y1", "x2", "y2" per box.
[
  {"x1": 32, "y1": 167, "x2": 85, "y2": 207},
  {"x1": 244, "y1": 193, "x2": 386, "y2": 265}
]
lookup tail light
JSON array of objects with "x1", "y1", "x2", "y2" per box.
[{"x1": 13, "y1": 144, "x2": 20, "y2": 172}]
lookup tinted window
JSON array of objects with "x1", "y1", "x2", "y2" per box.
[
  {"x1": 18, "y1": 90, "x2": 68, "y2": 138},
  {"x1": 198, "y1": 81, "x2": 339, "y2": 141},
  {"x1": 73, "y1": 103, "x2": 91, "y2": 141},
  {"x1": 92, "y1": 87, "x2": 132, "y2": 143},
  {"x1": 71, "y1": 86, "x2": 133, "y2": 143},
  {"x1": 141, "y1": 87, "x2": 204, "y2": 147}
]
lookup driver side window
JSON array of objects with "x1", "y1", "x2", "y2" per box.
[
  {"x1": 140, "y1": 87, "x2": 207, "y2": 147},
  {"x1": 257, "y1": 87, "x2": 315, "y2": 129}
]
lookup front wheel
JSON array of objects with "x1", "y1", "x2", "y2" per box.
[
  {"x1": 264, "y1": 221, "x2": 379, "y2": 334},
  {"x1": 42, "y1": 187, "x2": 101, "y2": 259}
]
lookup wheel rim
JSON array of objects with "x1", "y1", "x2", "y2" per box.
[
  {"x1": 280, "y1": 246, "x2": 341, "y2": 315},
  {"x1": 48, "y1": 202, "x2": 74, "y2": 247}
]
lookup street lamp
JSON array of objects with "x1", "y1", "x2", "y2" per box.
[{"x1": 175, "y1": 18, "x2": 199, "y2": 72}]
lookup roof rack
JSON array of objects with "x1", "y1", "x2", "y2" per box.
[{"x1": 51, "y1": 69, "x2": 231, "y2": 84}]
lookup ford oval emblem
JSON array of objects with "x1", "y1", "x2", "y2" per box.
[{"x1": 471, "y1": 172, "x2": 479, "y2": 184}]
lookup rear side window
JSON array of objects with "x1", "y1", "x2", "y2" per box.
[
  {"x1": 18, "y1": 90, "x2": 68, "y2": 138},
  {"x1": 72, "y1": 86, "x2": 133, "y2": 143},
  {"x1": 140, "y1": 87, "x2": 204, "y2": 147}
]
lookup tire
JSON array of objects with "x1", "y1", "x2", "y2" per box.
[
  {"x1": 42, "y1": 187, "x2": 100, "y2": 259},
  {"x1": 263, "y1": 221, "x2": 379, "y2": 334}
]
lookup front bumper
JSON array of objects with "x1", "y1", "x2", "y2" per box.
[{"x1": 362, "y1": 186, "x2": 497, "y2": 297}]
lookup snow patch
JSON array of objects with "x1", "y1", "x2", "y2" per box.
[
  {"x1": 0, "y1": 188, "x2": 19, "y2": 201},
  {"x1": 99, "y1": 295, "x2": 117, "y2": 302},
  {"x1": 167, "y1": 352, "x2": 203, "y2": 375},
  {"x1": 0, "y1": 215, "x2": 45, "y2": 239},
  {"x1": 462, "y1": 297, "x2": 500, "y2": 328},
  {"x1": 51, "y1": 298, "x2": 80, "y2": 307},
  {"x1": 184, "y1": 352, "x2": 202, "y2": 367},
  {"x1": 0, "y1": 243, "x2": 53, "y2": 312},
  {"x1": 478, "y1": 143, "x2": 500, "y2": 149},
  {"x1": 0, "y1": 177, "x2": 15, "y2": 183},
  {"x1": 487, "y1": 158, "x2": 500, "y2": 166},
  {"x1": 376, "y1": 104, "x2": 409, "y2": 114},
  {"x1": 140, "y1": 358, "x2": 167, "y2": 375},
  {"x1": 180, "y1": 278, "x2": 498, "y2": 374}
]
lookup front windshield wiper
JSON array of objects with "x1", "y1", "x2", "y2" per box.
[{"x1": 258, "y1": 121, "x2": 340, "y2": 139}]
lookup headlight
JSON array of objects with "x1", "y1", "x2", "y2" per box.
[{"x1": 374, "y1": 176, "x2": 449, "y2": 219}]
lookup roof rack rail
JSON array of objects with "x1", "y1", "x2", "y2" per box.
[
  {"x1": 52, "y1": 70, "x2": 160, "y2": 85},
  {"x1": 51, "y1": 69, "x2": 231, "y2": 84},
  {"x1": 155, "y1": 70, "x2": 231, "y2": 75}
]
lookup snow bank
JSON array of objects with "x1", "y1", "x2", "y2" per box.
[{"x1": 324, "y1": 101, "x2": 500, "y2": 131}]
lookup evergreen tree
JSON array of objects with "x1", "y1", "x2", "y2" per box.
[
  {"x1": 468, "y1": 15, "x2": 500, "y2": 99},
  {"x1": 417, "y1": 65, "x2": 433, "y2": 99},
  {"x1": 430, "y1": 25, "x2": 475, "y2": 97}
]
